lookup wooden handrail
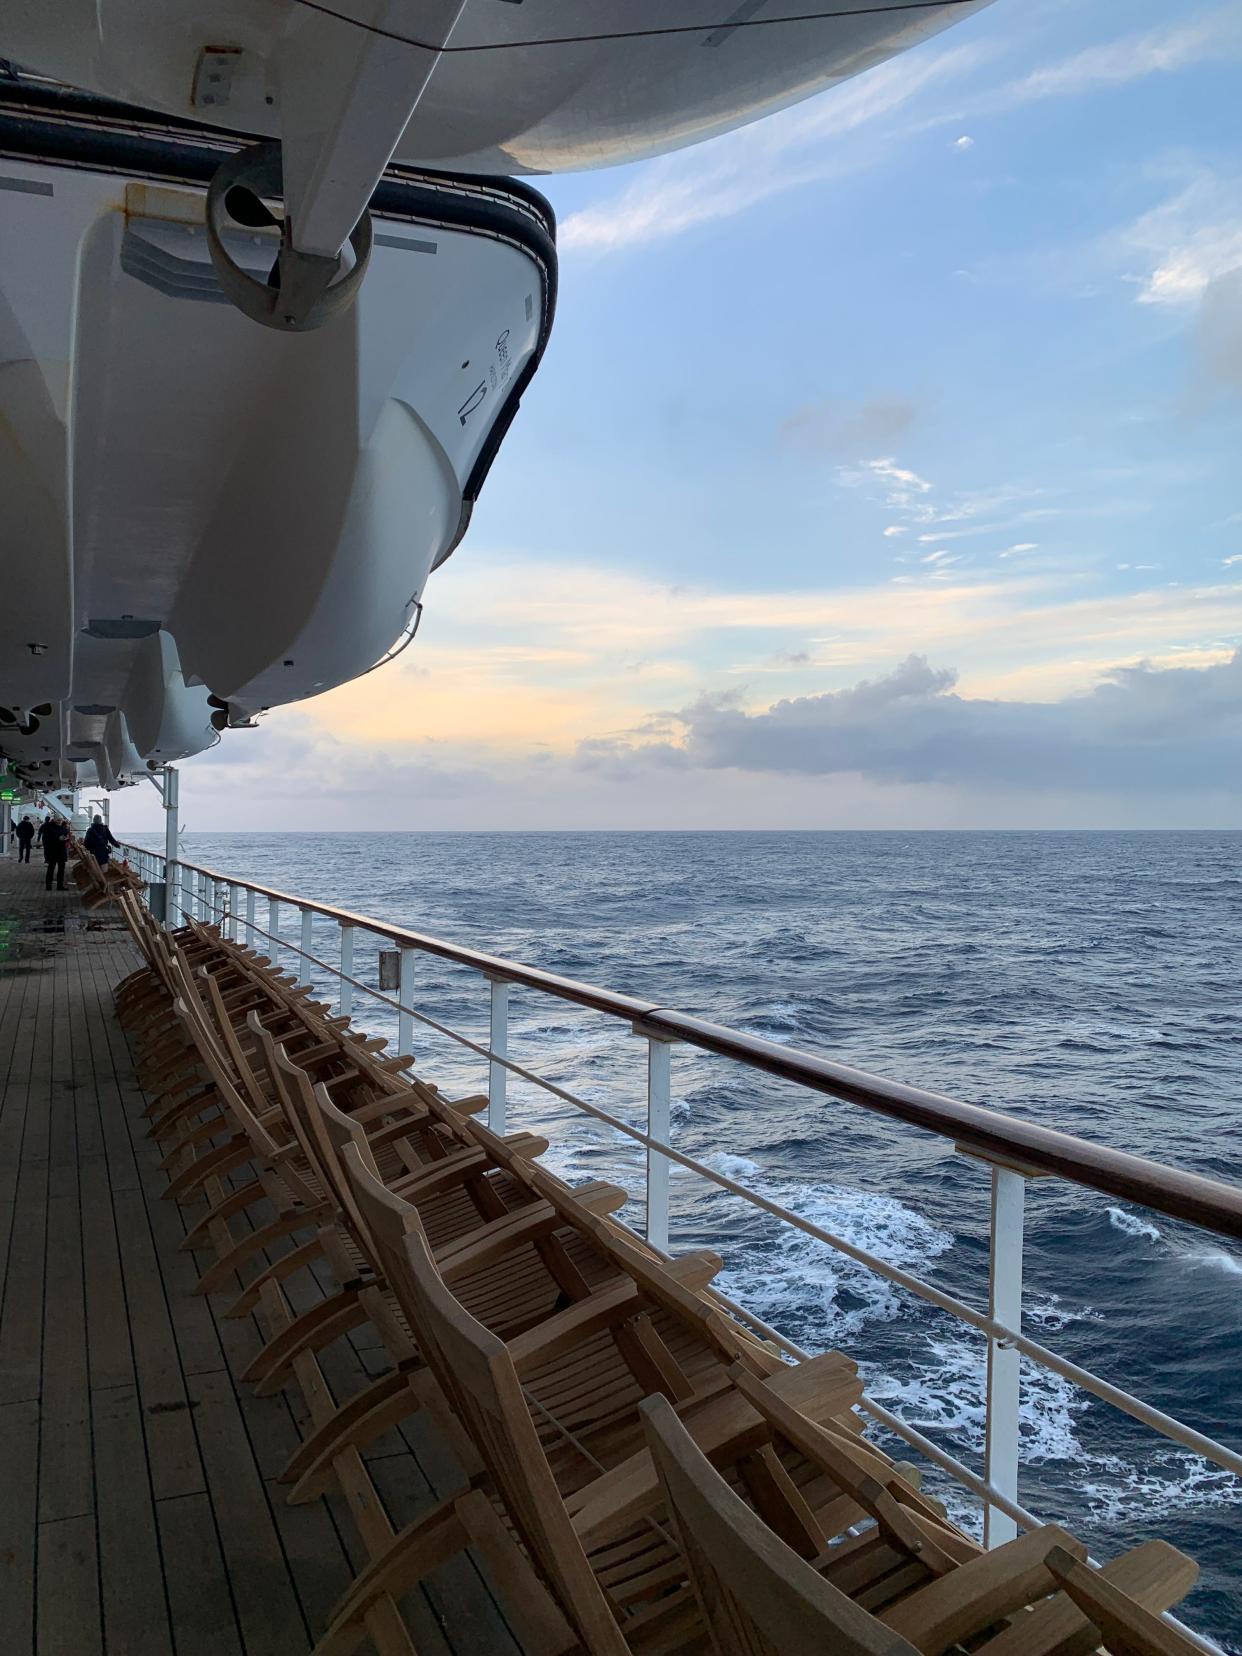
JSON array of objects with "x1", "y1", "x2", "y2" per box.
[{"x1": 122, "y1": 843, "x2": 1242, "y2": 1242}]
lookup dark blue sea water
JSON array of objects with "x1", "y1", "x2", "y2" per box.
[{"x1": 128, "y1": 829, "x2": 1242, "y2": 1646}]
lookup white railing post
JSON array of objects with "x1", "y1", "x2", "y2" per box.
[
  {"x1": 246, "y1": 887, "x2": 256, "y2": 950},
  {"x1": 162, "y1": 765, "x2": 179, "y2": 929},
  {"x1": 397, "y1": 946, "x2": 416, "y2": 1057},
  {"x1": 299, "y1": 907, "x2": 313, "y2": 987},
  {"x1": 487, "y1": 976, "x2": 510, "y2": 1134},
  {"x1": 644, "y1": 1033, "x2": 675, "y2": 1255},
  {"x1": 269, "y1": 898, "x2": 281, "y2": 968},
  {"x1": 339, "y1": 925, "x2": 354, "y2": 1017},
  {"x1": 984, "y1": 1163, "x2": 1026, "y2": 1547}
]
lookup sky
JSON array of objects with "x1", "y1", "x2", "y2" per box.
[{"x1": 118, "y1": 0, "x2": 1242, "y2": 835}]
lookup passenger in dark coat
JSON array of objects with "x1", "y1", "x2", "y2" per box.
[
  {"x1": 83, "y1": 815, "x2": 120, "y2": 867},
  {"x1": 14, "y1": 817, "x2": 35, "y2": 863},
  {"x1": 37, "y1": 817, "x2": 71, "y2": 890}
]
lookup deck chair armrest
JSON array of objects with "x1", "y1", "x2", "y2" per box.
[
  {"x1": 879, "y1": 1526, "x2": 1088, "y2": 1652},
  {"x1": 569, "y1": 1357, "x2": 863, "y2": 1549},
  {"x1": 508, "y1": 1277, "x2": 643, "y2": 1375}
]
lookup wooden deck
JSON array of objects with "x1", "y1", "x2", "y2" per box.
[{"x1": 0, "y1": 852, "x2": 521, "y2": 1655}]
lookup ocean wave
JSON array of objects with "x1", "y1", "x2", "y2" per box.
[
  {"x1": 707, "y1": 1165, "x2": 955, "y2": 1343},
  {"x1": 1082, "y1": 1449, "x2": 1242, "y2": 1525},
  {"x1": 704, "y1": 1151, "x2": 761, "y2": 1182},
  {"x1": 1107, "y1": 1206, "x2": 1162, "y2": 1242},
  {"x1": 1182, "y1": 1245, "x2": 1242, "y2": 1277},
  {"x1": 865, "y1": 1336, "x2": 1088, "y2": 1466},
  {"x1": 736, "y1": 1001, "x2": 811, "y2": 1037},
  {"x1": 1026, "y1": 1292, "x2": 1104, "y2": 1332}
]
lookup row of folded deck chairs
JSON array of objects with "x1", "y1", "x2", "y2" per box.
[
  {"x1": 70, "y1": 841, "x2": 146, "y2": 909},
  {"x1": 111, "y1": 885, "x2": 1205, "y2": 1656}
]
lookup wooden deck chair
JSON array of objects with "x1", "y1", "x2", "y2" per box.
[
  {"x1": 1038, "y1": 1549, "x2": 1203, "y2": 1656},
  {"x1": 318, "y1": 1146, "x2": 880, "y2": 1656},
  {"x1": 318, "y1": 1146, "x2": 650, "y2": 1656},
  {"x1": 148, "y1": 958, "x2": 292, "y2": 1206},
  {"x1": 168, "y1": 970, "x2": 335, "y2": 1299},
  {"x1": 640, "y1": 1395, "x2": 1201, "y2": 1656},
  {"x1": 199, "y1": 937, "x2": 418, "y2": 1101},
  {"x1": 161, "y1": 954, "x2": 421, "y2": 1283},
  {"x1": 165, "y1": 978, "x2": 447, "y2": 1655},
  {"x1": 130, "y1": 934, "x2": 252, "y2": 1127},
  {"x1": 157, "y1": 947, "x2": 393, "y2": 1166},
  {"x1": 278, "y1": 1093, "x2": 652, "y2": 1512},
  {"x1": 114, "y1": 890, "x2": 215, "y2": 1051},
  {"x1": 175, "y1": 967, "x2": 490, "y2": 1304},
  {"x1": 171, "y1": 961, "x2": 399, "y2": 1276},
  {"x1": 975, "y1": 1540, "x2": 1198, "y2": 1656},
  {"x1": 640, "y1": 1390, "x2": 921, "y2": 1655},
  {"x1": 247, "y1": 1028, "x2": 628, "y2": 1407},
  {"x1": 129, "y1": 929, "x2": 267, "y2": 1095}
]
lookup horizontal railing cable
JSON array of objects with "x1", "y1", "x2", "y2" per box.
[{"x1": 178, "y1": 876, "x2": 1242, "y2": 1487}]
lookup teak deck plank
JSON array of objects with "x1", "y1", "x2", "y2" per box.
[{"x1": 0, "y1": 854, "x2": 525, "y2": 1655}]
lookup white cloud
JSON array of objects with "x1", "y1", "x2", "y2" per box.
[
  {"x1": 998, "y1": 543, "x2": 1039, "y2": 558},
  {"x1": 665, "y1": 649, "x2": 1242, "y2": 793},
  {"x1": 866, "y1": 457, "x2": 933, "y2": 493},
  {"x1": 1004, "y1": 13, "x2": 1242, "y2": 104},
  {"x1": 560, "y1": 44, "x2": 982, "y2": 252},
  {"x1": 1224, "y1": 554, "x2": 1242, "y2": 567},
  {"x1": 417, "y1": 556, "x2": 1242, "y2": 704},
  {"x1": 1120, "y1": 174, "x2": 1242, "y2": 306},
  {"x1": 146, "y1": 647, "x2": 1241, "y2": 830},
  {"x1": 882, "y1": 525, "x2": 907, "y2": 538},
  {"x1": 846, "y1": 456, "x2": 1052, "y2": 538},
  {"x1": 557, "y1": 11, "x2": 1241, "y2": 255}
]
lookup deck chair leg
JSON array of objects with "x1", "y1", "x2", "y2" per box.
[
  {"x1": 224, "y1": 1236, "x2": 327, "y2": 1317},
  {"x1": 180, "y1": 1178, "x2": 266, "y2": 1250},
  {"x1": 193, "y1": 1210, "x2": 324, "y2": 1297},
  {"x1": 311, "y1": 1497, "x2": 476, "y2": 1656},
  {"x1": 284, "y1": 1369, "x2": 421, "y2": 1501},
  {"x1": 242, "y1": 1287, "x2": 370, "y2": 1394},
  {"x1": 158, "y1": 1110, "x2": 236, "y2": 1166},
  {"x1": 162, "y1": 1137, "x2": 253, "y2": 1203},
  {"x1": 143, "y1": 1074, "x2": 209, "y2": 1119},
  {"x1": 146, "y1": 1088, "x2": 224, "y2": 1141}
]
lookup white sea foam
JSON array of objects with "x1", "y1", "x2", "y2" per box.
[
  {"x1": 1107, "y1": 1206, "x2": 1161, "y2": 1242},
  {"x1": 865, "y1": 1337, "x2": 1088, "y2": 1466},
  {"x1": 1183, "y1": 1246, "x2": 1242, "y2": 1277},
  {"x1": 1026, "y1": 1291, "x2": 1104, "y2": 1332},
  {"x1": 1081, "y1": 1449, "x2": 1242, "y2": 1525},
  {"x1": 703, "y1": 1151, "x2": 761, "y2": 1182},
  {"x1": 708, "y1": 1167, "x2": 955, "y2": 1342}
]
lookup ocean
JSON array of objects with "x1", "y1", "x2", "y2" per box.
[{"x1": 127, "y1": 828, "x2": 1242, "y2": 1647}]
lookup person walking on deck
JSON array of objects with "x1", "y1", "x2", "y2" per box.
[
  {"x1": 14, "y1": 816, "x2": 35, "y2": 863},
  {"x1": 84, "y1": 814, "x2": 119, "y2": 867},
  {"x1": 38, "y1": 816, "x2": 70, "y2": 890}
]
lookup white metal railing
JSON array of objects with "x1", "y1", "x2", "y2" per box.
[{"x1": 120, "y1": 838, "x2": 1239, "y2": 1646}]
